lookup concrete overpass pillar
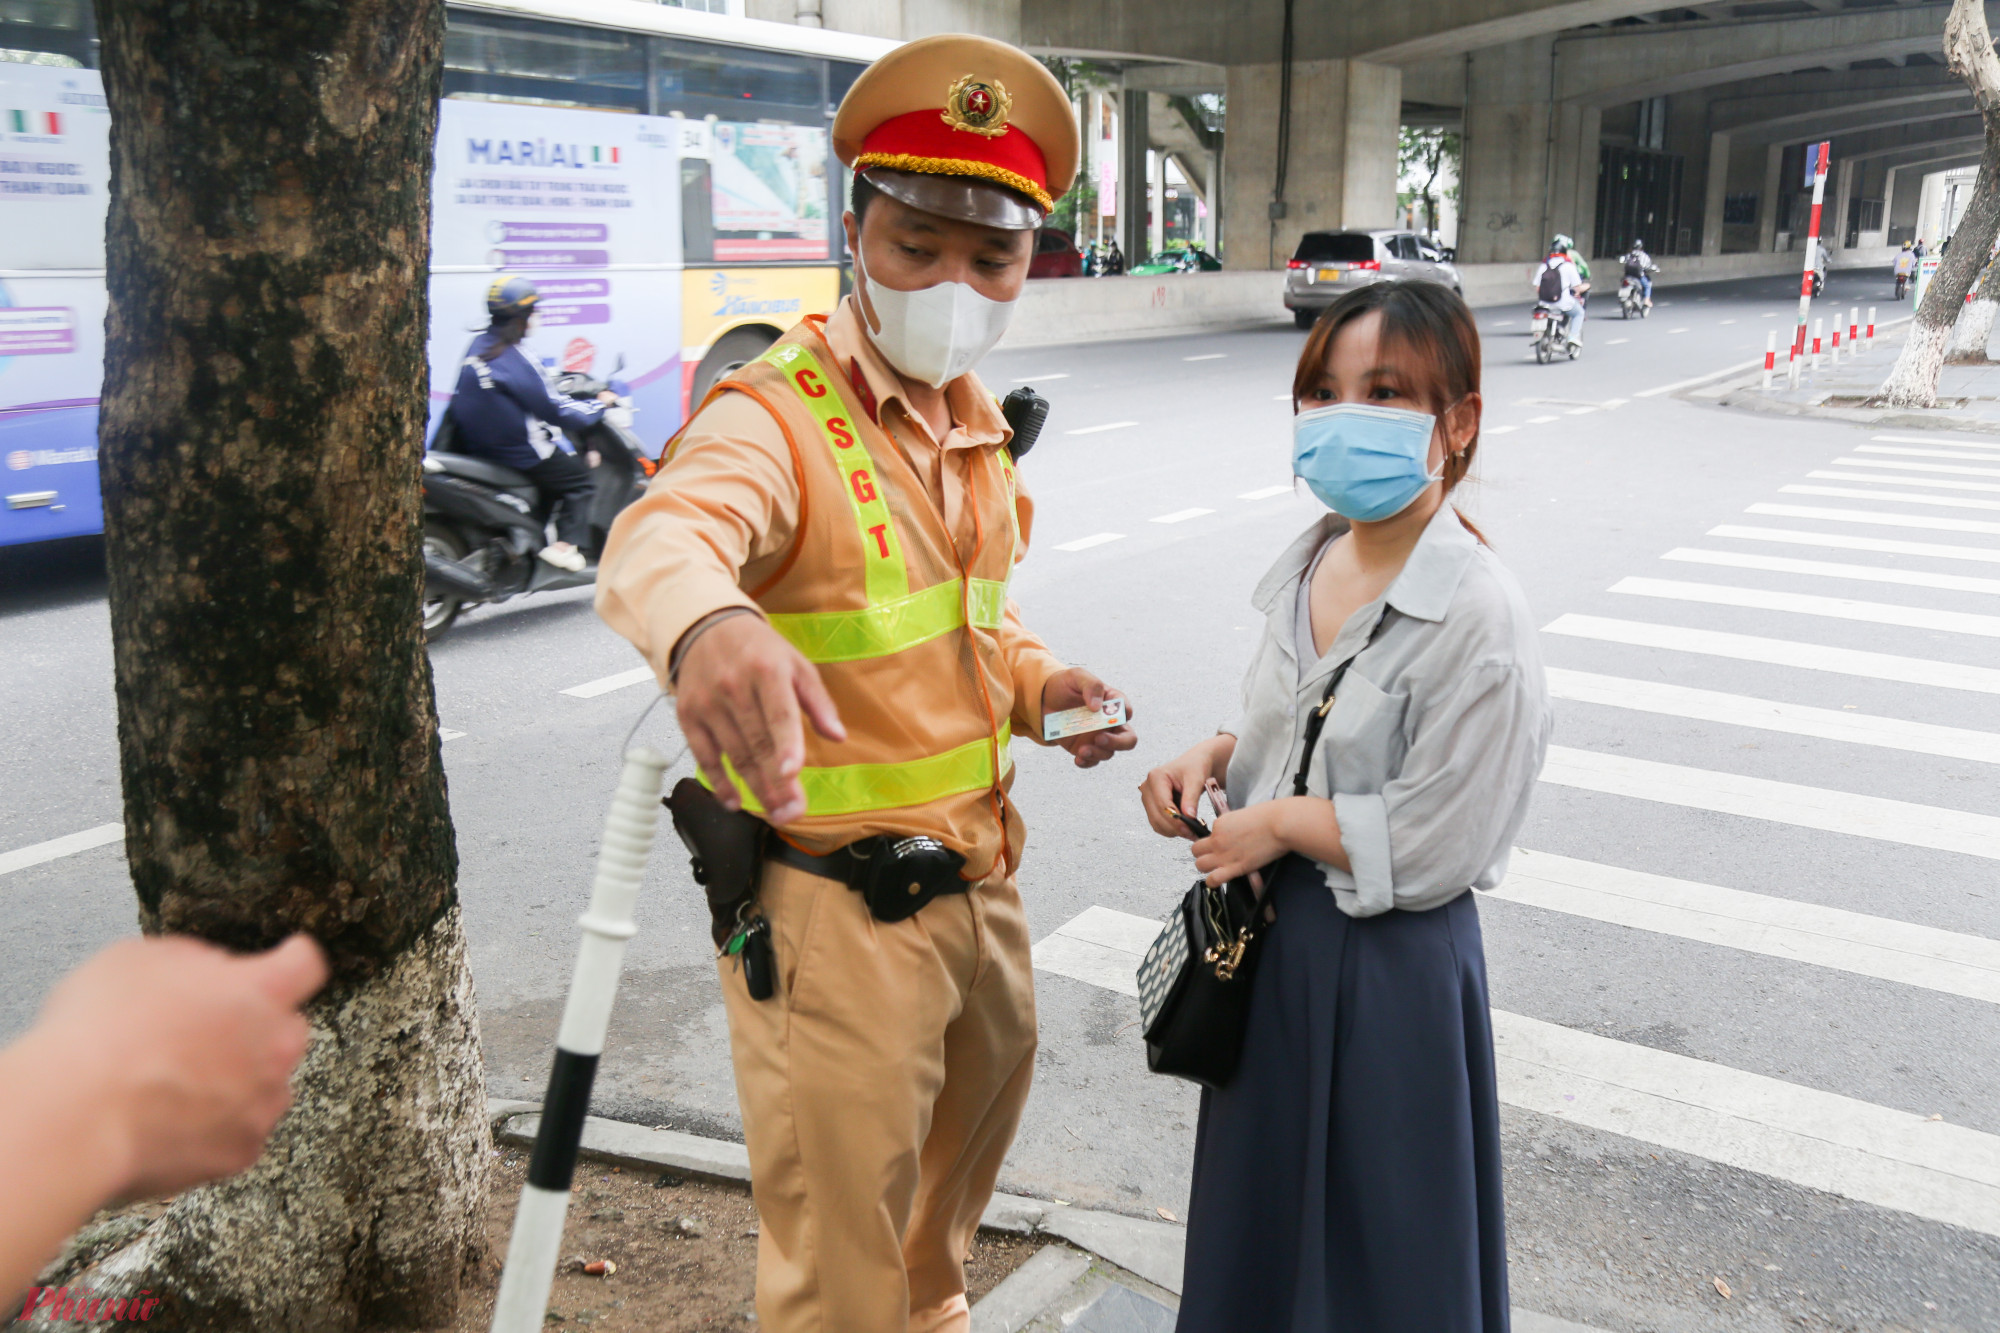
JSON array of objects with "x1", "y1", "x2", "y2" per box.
[
  {"x1": 1829, "y1": 156, "x2": 1855, "y2": 251},
  {"x1": 1702, "y1": 131, "x2": 1731, "y2": 257},
  {"x1": 1550, "y1": 101, "x2": 1602, "y2": 258},
  {"x1": 1120, "y1": 89, "x2": 1149, "y2": 265},
  {"x1": 1221, "y1": 58, "x2": 1401, "y2": 270},
  {"x1": 1458, "y1": 38, "x2": 1558, "y2": 265},
  {"x1": 1758, "y1": 142, "x2": 1785, "y2": 253}
]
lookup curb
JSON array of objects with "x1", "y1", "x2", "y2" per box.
[{"x1": 487, "y1": 1100, "x2": 1616, "y2": 1332}]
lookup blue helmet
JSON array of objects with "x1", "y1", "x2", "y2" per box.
[{"x1": 486, "y1": 274, "x2": 539, "y2": 322}]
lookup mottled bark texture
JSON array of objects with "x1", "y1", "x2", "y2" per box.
[
  {"x1": 1875, "y1": 0, "x2": 2000, "y2": 406},
  {"x1": 1948, "y1": 248, "x2": 2000, "y2": 362},
  {"x1": 90, "y1": 1, "x2": 488, "y2": 1326}
]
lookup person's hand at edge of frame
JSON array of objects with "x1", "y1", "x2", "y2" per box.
[
  {"x1": 675, "y1": 612, "x2": 847, "y2": 826},
  {"x1": 1042, "y1": 667, "x2": 1136, "y2": 769},
  {"x1": 1140, "y1": 734, "x2": 1232, "y2": 839}
]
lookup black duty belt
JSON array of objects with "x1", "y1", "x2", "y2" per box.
[{"x1": 767, "y1": 834, "x2": 969, "y2": 923}]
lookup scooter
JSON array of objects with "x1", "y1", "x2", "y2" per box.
[
  {"x1": 1530, "y1": 303, "x2": 1577, "y2": 363},
  {"x1": 1618, "y1": 278, "x2": 1648, "y2": 320},
  {"x1": 420, "y1": 363, "x2": 650, "y2": 640}
]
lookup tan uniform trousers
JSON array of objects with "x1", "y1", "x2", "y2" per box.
[{"x1": 717, "y1": 858, "x2": 1037, "y2": 1333}]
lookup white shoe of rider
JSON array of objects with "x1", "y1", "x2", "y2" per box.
[{"x1": 538, "y1": 543, "x2": 587, "y2": 573}]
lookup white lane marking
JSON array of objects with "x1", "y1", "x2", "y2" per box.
[
  {"x1": 561, "y1": 666, "x2": 656, "y2": 699},
  {"x1": 1181, "y1": 353, "x2": 1226, "y2": 362},
  {"x1": 1709, "y1": 523, "x2": 2000, "y2": 564},
  {"x1": 1054, "y1": 533, "x2": 1125, "y2": 552},
  {"x1": 1858, "y1": 444, "x2": 2000, "y2": 464},
  {"x1": 1493, "y1": 1008, "x2": 2000, "y2": 1240},
  {"x1": 1634, "y1": 356, "x2": 1763, "y2": 397},
  {"x1": 440, "y1": 729, "x2": 466, "y2": 742},
  {"x1": 1487, "y1": 425, "x2": 1519, "y2": 435},
  {"x1": 1835, "y1": 456, "x2": 2000, "y2": 480},
  {"x1": 1151, "y1": 508, "x2": 1214, "y2": 524},
  {"x1": 1669, "y1": 327, "x2": 1690, "y2": 333},
  {"x1": 1744, "y1": 504, "x2": 2000, "y2": 536},
  {"x1": 1526, "y1": 414, "x2": 1560, "y2": 424},
  {"x1": 1565, "y1": 406, "x2": 1598, "y2": 416},
  {"x1": 1782, "y1": 484, "x2": 2000, "y2": 513},
  {"x1": 1272, "y1": 392, "x2": 1293, "y2": 401},
  {"x1": 1540, "y1": 745, "x2": 2000, "y2": 860},
  {"x1": 1601, "y1": 398, "x2": 1629, "y2": 408},
  {"x1": 1035, "y1": 905, "x2": 2000, "y2": 1237},
  {"x1": 1811, "y1": 469, "x2": 2000, "y2": 495},
  {"x1": 1606, "y1": 338, "x2": 1630, "y2": 345},
  {"x1": 1237, "y1": 485, "x2": 1293, "y2": 500},
  {"x1": 1493, "y1": 320, "x2": 1517, "y2": 327},
  {"x1": 1545, "y1": 666, "x2": 2000, "y2": 764},
  {"x1": 1066, "y1": 421, "x2": 1138, "y2": 436},
  {"x1": 1720, "y1": 319, "x2": 1738, "y2": 325},
  {"x1": 0, "y1": 824, "x2": 125, "y2": 877},
  {"x1": 1012, "y1": 373, "x2": 1070, "y2": 382},
  {"x1": 1543, "y1": 612, "x2": 2000, "y2": 695},
  {"x1": 1663, "y1": 546, "x2": 2000, "y2": 596},
  {"x1": 1496, "y1": 848, "x2": 2000, "y2": 1004},
  {"x1": 1873, "y1": 433, "x2": 2000, "y2": 449},
  {"x1": 1762, "y1": 311, "x2": 1779, "y2": 316},
  {"x1": 1611, "y1": 575, "x2": 2000, "y2": 637}
]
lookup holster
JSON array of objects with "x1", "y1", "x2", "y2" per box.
[{"x1": 664, "y1": 778, "x2": 768, "y2": 948}]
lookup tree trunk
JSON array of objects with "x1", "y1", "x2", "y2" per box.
[
  {"x1": 82, "y1": 1, "x2": 488, "y2": 1328},
  {"x1": 1948, "y1": 248, "x2": 2000, "y2": 362},
  {"x1": 1875, "y1": 0, "x2": 2000, "y2": 406}
]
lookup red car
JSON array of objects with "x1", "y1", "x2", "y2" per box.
[{"x1": 1028, "y1": 228, "x2": 1083, "y2": 278}]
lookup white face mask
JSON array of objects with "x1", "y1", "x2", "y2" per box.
[{"x1": 853, "y1": 243, "x2": 1018, "y2": 389}]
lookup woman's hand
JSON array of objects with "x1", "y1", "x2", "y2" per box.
[
  {"x1": 1192, "y1": 803, "x2": 1290, "y2": 887},
  {"x1": 1139, "y1": 734, "x2": 1235, "y2": 839}
]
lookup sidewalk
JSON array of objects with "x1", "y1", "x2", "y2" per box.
[
  {"x1": 487, "y1": 1100, "x2": 1612, "y2": 1333},
  {"x1": 1712, "y1": 313, "x2": 2000, "y2": 434}
]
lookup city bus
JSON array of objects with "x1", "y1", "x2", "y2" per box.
[{"x1": 0, "y1": 0, "x2": 896, "y2": 546}]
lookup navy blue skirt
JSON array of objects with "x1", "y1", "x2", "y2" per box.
[{"x1": 1178, "y1": 856, "x2": 1509, "y2": 1333}]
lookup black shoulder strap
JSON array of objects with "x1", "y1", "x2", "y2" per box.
[{"x1": 1291, "y1": 612, "x2": 1389, "y2": 798}]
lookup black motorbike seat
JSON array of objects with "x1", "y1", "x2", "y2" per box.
[{"x1": 428, "y1": 451, "x2": 535, "y2": 491}]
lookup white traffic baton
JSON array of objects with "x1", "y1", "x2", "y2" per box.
[
  {"x1": 1762, "y1": 330, "x2": 1776, "y2": 390},
  {"x1": 490, "y1": 745, "x2": 671, "y2": 1333}
]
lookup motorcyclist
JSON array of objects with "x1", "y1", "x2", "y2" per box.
[
  {"x1": 1894, "y1": 242, "x2": 1915, "y2": 300},
  {"x1": 445, "y1": 275, "x2": 615, "y2": 573},
  {"x1": 1535, "y1": 234, "x2": 1587, "y2": 350},
  {"x1": 1622, "y1": 238, "x2": 1660, "y2": 308}
]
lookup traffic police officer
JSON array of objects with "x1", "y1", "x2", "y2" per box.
[{"x1": 596, "y1": 34, "x2": 1135, "y2": 1333}]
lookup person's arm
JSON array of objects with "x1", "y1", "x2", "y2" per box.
[
  {"x1": 0, "y1": 936, "x2": 326, "y2": 1301},
  {"x1": 495, "y1": 348, "x2": 606, "y2": 433}
]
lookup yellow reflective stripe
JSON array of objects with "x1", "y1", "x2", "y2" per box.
[
  {"x1": 708, "y1": 723, "x2": 1013, "y2": 818},
  {"x1": 768, "y1": 578, "x2": 961, "y2": 663},
  {"x1": 997, "y1": 449, "x2": 1022, "y2": 567},
  {"x1": 761, "y1": 341, "x2": 909, "y2": 606},
  {"x1": 968, "y1": 577, "x2": 1007, "y2": 629}
]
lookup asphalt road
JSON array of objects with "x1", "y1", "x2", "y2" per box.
[{"x1": 5, "y1": 268, "x2": 1996, "y2": 1333}]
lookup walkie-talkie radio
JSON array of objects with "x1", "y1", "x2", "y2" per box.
[{"x1": 1000, "y1": 385, "x2": 1050, "y2": 462}]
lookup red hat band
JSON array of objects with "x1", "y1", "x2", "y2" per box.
[{"x1": 855, "y1": 108, "x2": 1052, "y2": 212}]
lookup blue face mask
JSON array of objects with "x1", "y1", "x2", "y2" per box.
[{"x1": 1291, "y1": 402, "x2": 1442, "y2": 522}]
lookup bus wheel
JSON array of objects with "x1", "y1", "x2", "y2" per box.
[{"x1": 693, "y1": 327, "x2": 781, "y2": 404}]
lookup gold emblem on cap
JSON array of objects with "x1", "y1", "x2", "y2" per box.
[{"x1": 940, "y1": 74, "x2": 1012, "y2": 138}]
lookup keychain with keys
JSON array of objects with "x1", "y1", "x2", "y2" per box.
[{"x1": 720, "y1": 907, "x2": 775, "y2": 1001}]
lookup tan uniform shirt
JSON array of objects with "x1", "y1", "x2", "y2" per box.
[{"x1": 596, "y1": 297, "x2": 1066, "y2": 872}]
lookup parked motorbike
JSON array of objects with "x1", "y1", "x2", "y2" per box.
[
  {"x1": 1530, "y1": 303, "x2": 1577, "y2": 363},
  {"x1": 420, "y1": 362, "x2": 650, "y2": 640},
  {"x1": 1618, "y1": 278, "x2": 1648, "y2": 319}
]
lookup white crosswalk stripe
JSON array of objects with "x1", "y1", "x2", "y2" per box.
[
  {"x1": 1543, "y1": 613, "x2": 2000, "y2": 692},
  {"x1": 1660, "y1": 546, "x2": 2000, "y2": 596},
  {"x1": 1744, "y1": 503, "x2": 2000, "y2": 535},
  {"x1": 1808, "y1": 469, "x2": 2000, "y2": 495},
  {"x1": 1611, "y1": 575, "x2": 2000, "y2": 636},
  {"x1": 1833, "y1": 455, "x2": 2000, "y2": 479},
  {"x1": 1781, "y1": 483, "x2": 2000, "y2": 513},
  {"x1": 1706, "y1": 524, "x2": 2000, "y2": 564}
]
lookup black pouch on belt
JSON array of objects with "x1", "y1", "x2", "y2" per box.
[
  {"x1": 768, "y1": 834, "x2": 969, "y2": 923},
  {"x1": 663, "y1": 778, "x2": 768, "y2": 948}
]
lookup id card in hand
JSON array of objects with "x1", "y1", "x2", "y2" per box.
[{"x1": 1042, "y1": 696, "x2": 1128, "y2": 743}]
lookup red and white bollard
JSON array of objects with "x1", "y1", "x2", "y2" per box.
[
  {"x1": 1831, "y1": 317, "x2": 1842, "y2": 364},
  {"x1": 1763, "y1": 330, "x2": 1777, "y2": 390},
  {"x1": 1867, "y1": 306, "x2": 1876, "y2": 349},
  {"x1": 1849, "y1": 307, "x2": 1860, "y2": 355},
  {"x1": 1812, "y1": 317, "x2": 1824, "y2": 372}
]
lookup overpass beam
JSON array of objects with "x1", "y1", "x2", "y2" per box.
[{"x1": 1220, "y1": 58, "x2": 1401, "y2": 270}]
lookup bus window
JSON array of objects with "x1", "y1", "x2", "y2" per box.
[
  {"x1": 0, "y1": 0, "x2": 96, "y2": 67},
  {"x1": 443, "y1": 11, "x2": 647, "y2": 113},
  {"x1": 656, "y1": 39, "x2": 829, "y2": 263}
]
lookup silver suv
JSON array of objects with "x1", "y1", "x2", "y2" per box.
[{"x1": 1284, "y1": 230, "x2": 1462, "y2": 328}]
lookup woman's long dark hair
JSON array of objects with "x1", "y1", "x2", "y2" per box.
[{"x1": 1292, "y1": 281, "x2": 1485, "y2": 538}]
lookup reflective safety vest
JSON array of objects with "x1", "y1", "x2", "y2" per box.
[{"x1": 695, "y1": 326, "x2": 1024, "y2": 831}]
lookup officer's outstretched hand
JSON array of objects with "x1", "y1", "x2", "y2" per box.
[
  {"x1": 677, "y1": 613, "x2": 846, "y2": 826},
  {"x1": 1043, "y1": 668, "x2": 1137, "y2": 769}
]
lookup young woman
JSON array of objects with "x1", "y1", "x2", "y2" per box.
[{"x1": 1139, "y1": 280, "x2": 1550, "y2": 1331}]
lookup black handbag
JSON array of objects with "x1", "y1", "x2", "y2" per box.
[{"x1": 1138, "y1": 635, "x2": 1376, "y2": 1088}]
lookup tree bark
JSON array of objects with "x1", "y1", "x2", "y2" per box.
[
  {"x1": 1875, "y1": 0, "x2": 2000, "y2": 406},
  {"x1": 1948, "y1": 247, "x2": 2000, "y2": 361},
  {"x1": 83, "y1": 1, "x2": 488, "y2": 1327}
]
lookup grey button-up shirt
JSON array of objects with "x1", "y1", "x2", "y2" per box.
[{"x1": 1222, "y1": 504, "x2": 1551, "y2": 918}]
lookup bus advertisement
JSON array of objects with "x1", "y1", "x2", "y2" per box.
[{"x1": 1, "y1": 0, "x2": 888, "y2": 548}]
